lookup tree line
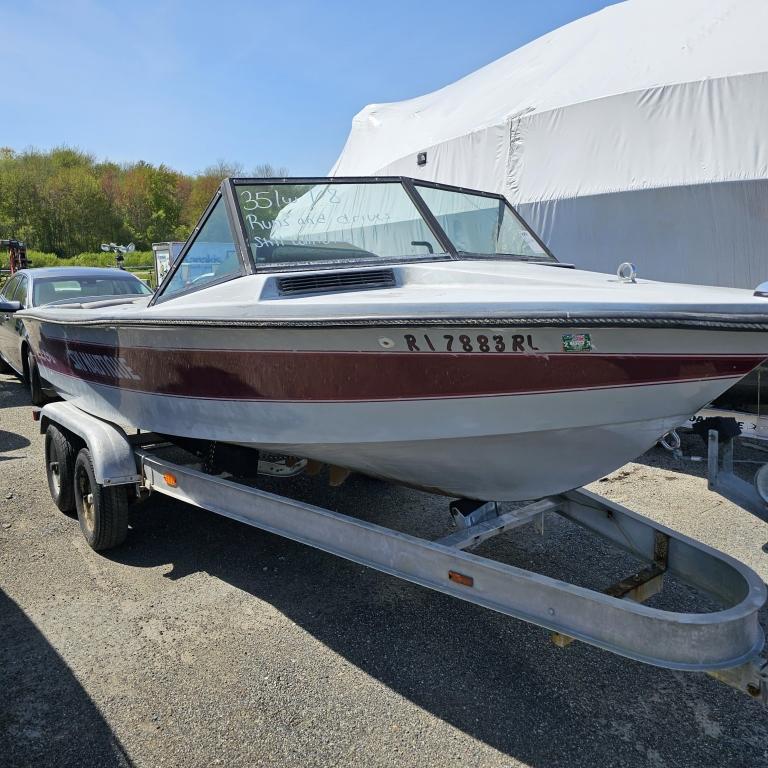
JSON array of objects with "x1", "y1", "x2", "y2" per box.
[{"x1": 0, "y1": 147, "x2": 287, "y2": 258}]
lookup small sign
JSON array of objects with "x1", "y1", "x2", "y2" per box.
[{"x1": 562, "y1": 333, "x2": 592, "y2": 352}]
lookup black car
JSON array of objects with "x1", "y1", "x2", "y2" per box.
[{"x1": 0, "y1": 267, "x2": 152, "y2": 404}]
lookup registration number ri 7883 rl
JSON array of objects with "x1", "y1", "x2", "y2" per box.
[{"x1": 402, "y1": 333, "x2": 540, "y2": 353}]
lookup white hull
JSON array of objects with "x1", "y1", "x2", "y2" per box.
[
  {"x1": 20, "y1": 258, "x2": 768, "y2": 500},
  {"x1": 39, "y1": 362, "x2": 742, "y2": 499}
]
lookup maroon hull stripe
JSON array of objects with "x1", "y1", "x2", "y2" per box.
[{"x1": 38, "y1": 335, "x2": 763, "y2": 402}]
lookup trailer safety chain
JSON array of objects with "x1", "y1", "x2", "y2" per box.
[{"x1": 202, "y1": 441, "x2": 218, "y2": 475}]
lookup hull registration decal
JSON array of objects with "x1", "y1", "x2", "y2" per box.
[{"x1": 562, "y1": 333, "x2": 592, "y2": 352}]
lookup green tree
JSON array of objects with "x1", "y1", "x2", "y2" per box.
[{"x1": 0, "y1": 146, "x2": 286, "y2": 257}]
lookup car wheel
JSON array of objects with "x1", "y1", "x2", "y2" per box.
[{"x1": 27, "y1": 348, "x2": 46, "y2": 406}]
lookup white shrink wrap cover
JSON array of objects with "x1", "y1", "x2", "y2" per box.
[{"x1": 332, "y1": 0, "x2": 768, "y2": 288}]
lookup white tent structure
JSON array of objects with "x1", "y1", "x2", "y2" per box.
[{"x1": 331, "y1": 0, "x2": 768, "y2": 289}]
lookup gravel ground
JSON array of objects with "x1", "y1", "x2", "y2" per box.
[{"x1": 2, "y1": 371, "x2": 768, "y2": 768}]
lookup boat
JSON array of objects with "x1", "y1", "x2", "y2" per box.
[{"x1": 16, "y1": 176, "x2": 768, "y2": 500}]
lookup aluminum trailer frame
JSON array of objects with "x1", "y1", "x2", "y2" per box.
[{"x1": 38, "y1": 401, "x2": 768, "y2": 704}]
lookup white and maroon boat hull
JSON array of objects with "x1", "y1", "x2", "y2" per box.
[{"x1": 26, "y1": 321, "x2": 766, "y2": 499}]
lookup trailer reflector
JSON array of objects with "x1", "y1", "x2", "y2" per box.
[
  {"x1": 448, "y1": 570, "x2": 474, "y2": 587},
  {"x1": 163, "y1": 472, "x2": 178, "y2": 487}
]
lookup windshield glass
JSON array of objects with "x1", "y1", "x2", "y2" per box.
[
  {"x1": 163, "y1": 198, "x2": 241, "y2": 297},
  {"x1": 235, "y1": 182, "x2": 443, "y2": 266},
  {"x1": 157, "y1": 178, "x2": 556, "y2": 302},
  {"x1": 34, "y1": 276, "x2": 151, "y2": 305},
  {"x1": 414, "y1": 185, "x2": 552, "y2": 260}
]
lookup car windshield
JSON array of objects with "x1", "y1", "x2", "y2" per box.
[
  {"x1": 158, "y1": 177, "x2": 555, "y2": 301},
  {"x1": 33, "y1": 276, "x2": 151, "y2": 306}
]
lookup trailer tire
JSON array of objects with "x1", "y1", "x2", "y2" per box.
[
  {"x1": 45, "y1": 425, "x2": 77, "y2": 514},
  {"x1": 27, "y1": 349, "x2": 46, "y2": 406},
  {"x1": 74, "y1": 448, "x2": 129, "y2": 551}
]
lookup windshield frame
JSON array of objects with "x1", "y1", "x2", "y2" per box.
[
  {"x1": 152, "y1": 176, "x2": 556, "y2": 305},
  {"x1": 152, "y1": 185, "x2": 253, "y2": 304}
]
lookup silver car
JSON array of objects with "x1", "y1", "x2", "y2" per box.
[{"x1": 0, "y1": 267, "x2": 152, "y2": 404}]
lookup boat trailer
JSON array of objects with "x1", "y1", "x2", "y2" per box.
[{"x1": 37, "y1": 401, "x2": 768, "y2": 706}]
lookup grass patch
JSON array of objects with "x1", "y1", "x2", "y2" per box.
[
  {"x1": 1, "y1": 251, "x2": 157, "y2": 289},
  {"x1": 26, "y1": 250, "x2": 154, "y2": 269}
]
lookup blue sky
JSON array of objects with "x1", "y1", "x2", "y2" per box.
[{"x1": 2, "y1": 0, "x2": 617, "y2": 175}]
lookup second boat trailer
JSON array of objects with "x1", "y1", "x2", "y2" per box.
[{"x1": 37, "y1": 400, "x2": 768, "y2": 706}]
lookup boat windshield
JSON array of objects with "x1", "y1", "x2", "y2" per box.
[
  {"x1": 232, "y1": 180, "x2": 553, "y2": 267},
  {"x1": 157, "y1": 177, "x2": 555, "y2": 301},
  {"x1": 414, "y1": 184, "x2": 550, "y2": 260},
  {"x1": 235, "y1": 182, "x2": 444, "y2": 267}
]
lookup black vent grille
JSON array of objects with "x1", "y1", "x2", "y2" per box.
[{"x1": 277, "y1": 268, "x2": 396, "y2": 296}]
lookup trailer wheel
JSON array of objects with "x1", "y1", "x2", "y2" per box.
[
  {"x1": 27, "y1": 349, "x2": 46, "y2": 406},
  {"x1": 73, "y1": 448, "x2": 129, "y2": 551},
  {"x1": 45, "y1": 425, "x2": 77, "y2": 514}
]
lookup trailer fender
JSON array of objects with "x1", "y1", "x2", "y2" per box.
[{"x1": 39, "y1": 401, "x2": 141, "y2": 486}]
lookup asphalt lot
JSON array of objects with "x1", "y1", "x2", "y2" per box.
[{"x1": 2, "y1": 371, "x2": 768, "y2": 768}]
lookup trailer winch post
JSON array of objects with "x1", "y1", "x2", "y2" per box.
[{"x1": 707, "y1": 429, "x2": 768, "y2": 520}]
